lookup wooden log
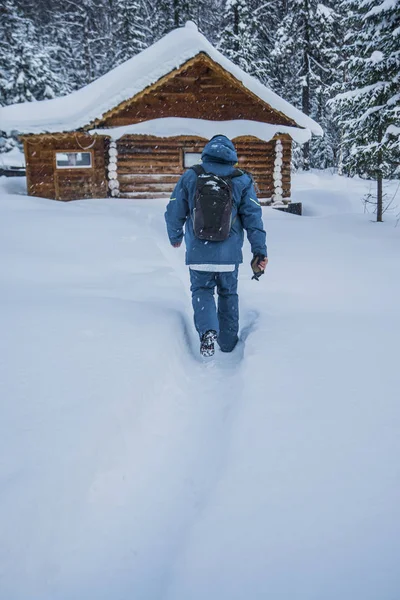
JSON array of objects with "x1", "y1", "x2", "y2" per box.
[
  {"x1": 119, "y1": 174, "x2": 180, "y2": 183},
  {"x1": 118, "y1": 166, "x2": 183, "y2": 174},
  {"x1": 120, "y1": 192, "x2": 172, "y2": 199},
  {"x1": 117, "y1": 154, "x2": 179, "y2": 162},
  {"x1": 120, "y1": 183, "x2": 176, "y2": 192}
]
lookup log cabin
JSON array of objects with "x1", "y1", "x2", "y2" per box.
[{"x1": 0, "y1": 21, "x2": 322, "y2": 204}]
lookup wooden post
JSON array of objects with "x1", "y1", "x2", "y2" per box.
[
  {"x1": 376, "y1": 127, "x2": 383, "y2": 222},
  {"x1": 377, "y1": 175, "x2": 383, "y2": 222},
  {"x1": 301, "y1": 0, "x2": 311, "y2": 171}
]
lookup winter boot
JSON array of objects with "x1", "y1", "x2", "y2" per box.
[{"x1": 200, "y1": 330, "x2": 217, "y2": 357}]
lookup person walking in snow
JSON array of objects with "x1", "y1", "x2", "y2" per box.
[{"x1": 165, "y1": 135, "x2": 268, "y2": 357}]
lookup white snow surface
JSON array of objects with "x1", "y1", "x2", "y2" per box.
[
  {"x1": 90, "y1": 117, "x2": 312, "y2": 144},
  {"x1": 368, "y1": 50, "x2": 384, "y2": 64},
  {"x1": 363, "y1": 0, "x2": 398, "y2": 17},
  {"x1": 386, "y1": 124, "x2": 400, "y2": 137},
  {"x1": 334, "y1": 81, "x2": 387, "y2": 102},
  {"x1": 0, "y1": 23, "x2": 322, "y2": 137},
  {"x1": 316, "y1": 3, "x2": 334, "y2": 18},
  {"x1": 1, "y1": 171, "x2": 400, "y2": 600}
]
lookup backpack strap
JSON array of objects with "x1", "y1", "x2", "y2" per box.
[
  {"x1": 229, "y1": 168, "x2": 244, "y2": 179},
  {"x1": 190, "y1": 165, "x2": 244, "y2": 179},
  {"x1": 190, "y1": 164, "x2": 206, "y2": 176}
]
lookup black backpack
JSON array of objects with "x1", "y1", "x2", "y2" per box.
[{"x1": 190, "y1": 164, "x2": 243, "y2": 242}]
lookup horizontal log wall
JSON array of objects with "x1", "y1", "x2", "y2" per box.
[
  {"x1": 24, "y1": 134, "x2": 108, "y2": 201},
  {"x1": 23, "y1": 133, "x2": 291, "y2": 201},
  {"x1": 98, "y1": 58, "x2": 296, "y2": 128},
  {"x1": 116, "y1": 135, "x2": 291, "y2": 200}
]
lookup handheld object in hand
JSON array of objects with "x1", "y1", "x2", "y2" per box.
[{"x1": 251, "y1": 254, "x2": 266, "y2": 281}]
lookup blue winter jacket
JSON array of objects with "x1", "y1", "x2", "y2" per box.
[{"x1": 165, "y1": 135, "x2": 267, "y2": 266}]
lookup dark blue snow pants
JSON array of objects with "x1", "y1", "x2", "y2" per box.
[{"x1": 189, "y1": 267, "x2": 239, "y2": 352}]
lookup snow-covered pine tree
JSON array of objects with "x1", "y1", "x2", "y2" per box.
[
  {"x1": 0, "y1": 0, "x2": 64, "y2": 154},
  {"x1": 0, "y1": 0, "x2": 64, "y2": 104},
  {"x1": 40, "y1": 7, "x2": 78, "y2": 95},
  {"x1": 218, "y1": 0, "x2": 260, "y2": 75},
  {"x1": 152, "y1": 0, "x2": 198, "y2": 39},
  {"x1": 9, "y1": 37, "x2": 45, "y2": 104},
  {"x1": 151, "y1": 0, "x2": 175, "y2": 39},
  {"x1": 62, "y1": 0, "x2": 111, "y2": 86},
  {"x1": 10, "y1": 0, "x2": 78, "y2": 95},
  {"x1": 272, "y1": 0, "x2": 343, "y2": 170},
  {"x1": 194, "y1": 0, "x2": 225, "y2": 43},
  {"x1": 0, "y1": 1, "x2": 28, "y2": 154},
  {"x1": 332, "y1": 0, "x2": 400, "y2": 221},
  {"x1": 0, "y1": 0, "x2": 26, "y2": 106},
  {"x1": 272, "y1": 0, "x2": 314, "y2": 169},
  {"x1": 309, "y1": 3, "x2": 343, "y2": 169},
  {"x1": 14, "y1": 0, "x2": 53, "y2": 29},
  {"x1": 6, "y1": 19, "x2": 62, "y2": 104},
  {"x1": 174, "y1": 0, "x2": 194, "y2": 26},
  {"x1": 113, "y1": 0, "x2": 152, "y2": 66},
  {"x1": 249, "y1": 0, "x2": 281, "y2": 87}
]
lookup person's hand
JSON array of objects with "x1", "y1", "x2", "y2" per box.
[
  {"x1": 172, "y1": 242, "x2": 181, "y2": 248},
  {"x1": 258, "y1": 257, "x2": 268, "y2": 270},
  {"x1": 251, "y1": 254, "x2": 268, "y2": 281}
]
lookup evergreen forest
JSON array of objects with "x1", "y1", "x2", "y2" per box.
[{"x1": 1, "y1": 0, "x2": 399, "y2": 191}]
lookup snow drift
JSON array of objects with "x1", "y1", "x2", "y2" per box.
[{"x1": 0, "y1": 172, "x2": 399, "y2": 600}]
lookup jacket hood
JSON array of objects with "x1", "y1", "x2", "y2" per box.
[{"x1": 201, "y1": 135, "x2": 238, "y2": 165}]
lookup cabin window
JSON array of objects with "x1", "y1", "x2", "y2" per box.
[
  {"x1": 55, "y1": 151, "x2": 92, "y2": 169},
  {"x1": 183, "y1": 151, "x2": 202, "y2": 168}
]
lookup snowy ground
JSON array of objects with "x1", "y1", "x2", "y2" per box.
[{"x1": 0, "y1": 171, "x2": 399, "y2": 600}]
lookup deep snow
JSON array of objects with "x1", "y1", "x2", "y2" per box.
[{"x1": 0, "y1": 172, "x2": 399, "y2": 600}]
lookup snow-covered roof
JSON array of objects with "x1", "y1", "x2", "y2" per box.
[
  {"x1": 0, "y1": 21, "x2": 323, "y2": 138},
  {"x1": 89, "y1": 117, "x2": 312, "y2": 144}
]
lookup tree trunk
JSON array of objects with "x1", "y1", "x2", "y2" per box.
[
  {"x1": 84, "y1": 29, "x2": 92, "y2": 83},
  {"x1": 377, "y1": 175, "x2": 383, "y2": 222},
  {"x1": 302, "y1": 72, "x2": 310, "y2": 170},
  {"x1": 173, "y1": 0, "x2": 179, "y2": 28},
  {"x1": 233, "y1": 4, "x2": 239, "y2": 35},
  {"x1": 233, "y1": 4, "x2": 240, "y2": 55},
  {"x1": 337, "y1": 127, "x2": 344, "y2": 175},
  {"x1": 301, "y1": 0, "x2": 311, "y2": 171},
  {"x1": 282, "y1": 0, "x2": 289, "y2": 15},
  {"x1": 376, "y1": 125, "x2": 384, "y2": 222}
]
